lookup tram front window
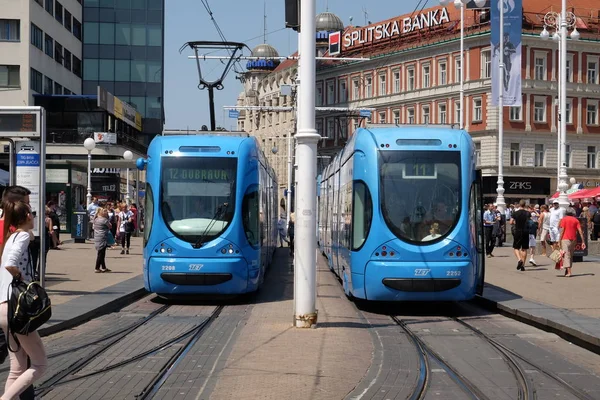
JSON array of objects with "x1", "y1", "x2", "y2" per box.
[
  {"x1": 161, "y1": 157, "x2": 236, "y2": 244},
  {"x1": 380, "y1": 151, "x2": 461, "y2": 244}
]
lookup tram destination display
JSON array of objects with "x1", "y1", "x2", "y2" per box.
[{"x1": 0, "y1": 113, "x2": 37, "y2": 132}]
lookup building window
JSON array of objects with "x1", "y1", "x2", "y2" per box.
[
  {"x1": 481, "y1": 50, "x2": 491, "y2": 78},
  {"x1": 379, "y1": 73, "x2": 386, "y2": 96},
  {"x1": 565, "y1": 144, "x2": 571, "y2": 168},
  {"x1": 534, "y1": 55, "x2": 546, "y2": 80},
  {"x1": 475, "y1": 142, "x2": 481, "y2": 166},
  {"x1": 422, "y1": 105, "x2": 430, "y2": 124},
  {"x1": 422, "y1": 64, "x2": 430, "y2": 88},
  {"x1": 54, "y1": 81, "x2": 62, "y2": 95},
  {"x1": 326, "y1": 81, "x2": 335, "y2": 105},
  {"x1": 588, "y1": 60, "x2": 598, "y2": 84},
  {"x1": 588, "y1": 146, "x2": 597, "y2": 169},
  {"x1": 64, "y1": 88, "x2": 71, "y2": 95},
  {"x1": 535, "y1": 144, "x2": 545, "y2": 167},
  {"x1": 365, "y1": 75, "x2": 372, "y2": 98},
  {"x1": 339, "y1": 79, "x2": 347, "y2": 102},
  {"x1": 455, "y1": 100, "x2": 461, "y2": 124},
  {"x1": 455, "y1": 57, "x2": 462, "y2": 83},
  {"x1": 64, "y1": 9, "x2": 72, "y2": 32},
  {"x1": 326, "y1": 119, "x2": 335, "y2": 139},
  {"x1": 64, "y1": 49, "x2": 71, "y2": 71},
  {"x1": 378, "y1": 111, "x2": 386, "y2": 123},
  {"x1": 73, "y1": 56, "x2": 81, "y2": 77},
  {"x1": 316, "y1": 120, "x2": 323, "y2": 137},
  {"x1": 439, "y1": 61, "x2": 447, "y2": 85},
  {"x1": 45, "y1": 0, "x2": 53, "y2": 16},
  {"x1": 565, "y1": 99, "x2": 573, "y2": 124},
  {"x1": 44, "y1": 34, "x2": 53, "y2": 58},
  {"x1": 566, "y1": 57, "x2": 573, "y2": 83},
  {"x1": 44, "y1": 76, "x2": 53, "y2": 95},
  {"x1": 73, "y1": 18, "x2": 81, "y2": 40},
  {"x1": 510, "y1": 143, "x2": 520, "y2": 166},
  {"x1": 534, "y1": 98, "x2": 546, "y2": 123},
  {"x1": 407, "y1": 67, "x2": 415, "y2": 90},
  {"x1": 393, "y1": 70, "x2": 400, "y2": 93},
  {"x1": 407, "y1": 107, "x2": 415, "y2": 124},
  {"x1": 0, "y1": 65, "x2": 20, "y2": 88},
  {"x1": 31, "y1": 24, "x2": 43, "y2": 49},
  {"x1": 473, "y1": 98, "x2": 482, "y2": 122},
  {"x1": 352, "y1": 78, "x2": 360, "y2": 100},
  {"x1": 30, "y1": 68, "x2": 42, "y2": 93},
  {"x1": 509, "y1": 106, "x2": 522, "y2": 121},
  {"x1": 54, "y1": 42, "x2": 63, "y2": 65},
  {"x1": 587, "y1": 101, "x2": 598, "y2": 125},
  {"x1": 316, "y1": 84, "x2": 323, "y2": 106},
  {"x1": 55, "y1": 2, "x2": 63, "y2": 24},
  {"x1": 0, "y1": 19, "x2": 20, "y2": 41},
  {"x1": 438, "y1": 103, "x2": 447, "y2": 124},
  {"x1": 393, "y1": 110, "x2": 400, "y2": 125}
]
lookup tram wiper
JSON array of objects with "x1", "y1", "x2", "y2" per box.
[{"x1": 192, "y1": 202, "x2": 229, "y2": 249}]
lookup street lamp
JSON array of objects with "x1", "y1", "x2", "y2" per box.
[
  {"x1": 540, "y1": 7, "x2": 579, "y2": 209},
  {"x1": 439, "y1": 0, "x2": 468, "y2": 130},
  {"x1": 83, "y1": 137, "x2": 96, "y2": 207},
  {"x1": 123, "y1": 150, "x2": 133, "y2": 206}
]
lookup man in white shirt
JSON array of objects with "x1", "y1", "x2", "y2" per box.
[{"x1": 548, "y1": 199, "x2": 565, "y2": 250}]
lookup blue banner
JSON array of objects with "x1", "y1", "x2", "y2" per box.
[{"x1": 491, "y1": 0, "x2": 522, "y2": 106}]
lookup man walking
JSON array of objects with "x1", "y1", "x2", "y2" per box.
[
  {"x1": 277, "y1": 215, "x2": 288, "y2": 248},
  {"x1": 483, "y1": 204, "x2": 496, "y2": 257},
  {"x1": 510, "y1": 200, "x2": 531, "y2": 271},
  {"x1": 559, "y1": 207, "x2": 586, "y2": 277},
  {"x1": 549, "y1": 199, "x2": 565, "y2": 251}
]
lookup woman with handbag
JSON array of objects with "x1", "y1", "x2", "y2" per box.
[
  {"x1": 93, "y1": 208, "x2": 112, "y2": 273},
  {"x1": 0, "y1": 201, "x2": 47, "y2": 400}
]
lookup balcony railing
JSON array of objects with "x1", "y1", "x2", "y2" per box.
[{"x1": 46, "y1": 129, "x2": 148, "y2": 154}]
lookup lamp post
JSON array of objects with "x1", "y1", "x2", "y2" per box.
[
  {"x1": 540, "y1": 7, "x2": 579, "y2": 209},
  {"x1": 83, "y1": 138, "x2": 96, "y2": 207},
  {"x1": 439, "y1": 0, "x2": 468, "y2": 130},
  {"x1": 123, "y1": 150, "x2": 133, "y2": 206}
]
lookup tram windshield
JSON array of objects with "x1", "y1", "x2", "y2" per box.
[
  {"x1": 160, "y1": 157, "x2": 236, "y2": 244},
  {"x1": 380, "y1": 150, "x2": 461, "y2": 244}
]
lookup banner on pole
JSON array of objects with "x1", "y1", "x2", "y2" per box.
[{"x1": 491, "y1": 0, "x2": 522, "y2": 106}]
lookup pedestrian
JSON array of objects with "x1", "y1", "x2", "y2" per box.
[
  {"x1": 93, "y1": 208, "x2": 112, "y2": 273},
  {"x1": 559, "y1": 207, "x2": 585, "y2": 277},
  {"x1": 527, "y1": 211, "x2": 538, "y2": 266},
  {"x1": 87, "y1": 197, "x2": 99, "y2": 239},
  {"x1": 548, "y1": 199, "x2": 564, "y2": 251},
  {"x1": 288, "y1": 213, "x2": 295, "y2": 256},
  {"x1": 591, "y1": 206, "x2": 600, "y2": 241},
  {"x1": 538, "y1": 205, "x2": 550, "y2": 256},
  {"x1": 0, "y1": 201, "x2": 48, "y2": 399},
  {"x1": 483, "y1": 204, "x2": 496, "y2": 258},
  {"x1": 510, "y1": 199, "x2": 530, "y2": 271},
  {"x1": 277, "y1": 216, "x2": 288, "y2": 248},
  {"x1": 117, "y1": 203, "x2": 134, "y2": 255}
]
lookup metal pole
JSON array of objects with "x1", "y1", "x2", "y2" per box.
[
  {"x1": 294, "y1": 0, "x2": 319, "y2": 328},
  {"x1": 287, "y1": 132, "x2": 292, "y2": 226},
  {"x1": 557, "y1": 37, "x2": 561, "y2": 191},
  {"x1": 39, "y1": 108, "x2": 46, "y2": 288},
  {"x1": 495, "y1": 0, "x2": 506, "y2": 213},
  {"x1": 208, "y1": 86, "x2": 216, "y2": 131},
  {"x1": 558, "y1": 1, "x2": 569, "y2": 209},
  {"x1": 86, "y1": 151, "x2": 92, "y2": 207},
  {"x1": 126, "y1": 168, "x2": 131, "y2": 206},
  {"x1": 459, "y1": 3, "x2": 464, "y2": 130}
]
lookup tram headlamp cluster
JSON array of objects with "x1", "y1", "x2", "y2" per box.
[
  {"x1": 219, "y1": 243, "x2": 240, "y2": 255},
  {"x1": 447, "y1": 246, "x2": 468, "y2": 258},
  {"x1": 156, "y1": 243, "x2": 174, "y2": 253},
  {"x1": 373, "y1": 245, "x2": 400, "y2": 259}
]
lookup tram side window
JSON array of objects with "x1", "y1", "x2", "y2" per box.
[
  {"x1": 352, "y1": 181, "x2": 373, "y2": 250},
  {"x1": 242, "y1": 184, "x2": 260, "y2": 247},
  {"x1": 144, "y1": 184, "x2": 154, "y2": 247}
]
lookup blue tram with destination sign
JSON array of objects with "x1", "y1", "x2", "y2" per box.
[
  {"x1": 136, "y1": 132, "x2": 278, "y2": 296},
  {"x1": 317, "y1": 125, "x2": 485, "y2": 301}
]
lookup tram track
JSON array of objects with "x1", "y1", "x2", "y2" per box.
[{"x1": 35, "y1": 304, "x2": 224, "y2": 399}]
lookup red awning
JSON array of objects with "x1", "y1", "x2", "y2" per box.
[{"x1": 550, "y1": 187, "x2": 600, "y2": 200}]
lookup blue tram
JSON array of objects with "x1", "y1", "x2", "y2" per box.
[
  {"x1": 318, "y1": 126, "x2": 485, "y2": 301},
  {"x1": 136, "y1": 133, "x2": 278, "y2": 296}
]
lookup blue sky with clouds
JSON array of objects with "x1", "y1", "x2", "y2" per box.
[{"x1": 164, "y1": 0, "x2": 426, "y2": 130}]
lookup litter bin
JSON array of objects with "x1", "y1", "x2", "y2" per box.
[{"x1": 72, "y1": 211, "x2": 88, "y2": 243}]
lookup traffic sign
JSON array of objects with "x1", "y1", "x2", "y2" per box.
[
  {"x1": 228, "y1": 110, "x2": 240, "y2": 119},
  {"x1": 359, "y1": 110, "x2": 372, "y2": 118}
]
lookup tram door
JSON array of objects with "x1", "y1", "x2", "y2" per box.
[{"x1": 474, "y1": 169, "x2": 485, "y2": 295}]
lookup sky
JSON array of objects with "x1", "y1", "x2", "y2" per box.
[{"x1": 164, "y1": 0, "x2": 425, "y2": 130}]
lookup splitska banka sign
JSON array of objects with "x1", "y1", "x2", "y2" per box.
[{"x1": 344, "y1": 8, "x2": 450, "y2": 47}]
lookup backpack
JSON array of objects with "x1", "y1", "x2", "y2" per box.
[
  {"x1": 527, "y1": 219, "x2": 538, "y2": 236},
  {"x1": 593, "y1": 210, "x2": 600, "y2": 225}
]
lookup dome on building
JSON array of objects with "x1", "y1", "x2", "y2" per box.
[
  {"x1": 316, "y1": 12, "x2": 344, "y2": 32},
  {"x1": 251, "y1": 43, "x2": 279, "y2": 59}
]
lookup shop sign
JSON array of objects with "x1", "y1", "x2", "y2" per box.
[
  {"x1": 47, "y1": 169, "x2": 69, "y2": 183},
  {"x1": 94, "y1": 132, "x2": 117, "y2": 144},
  {"x1": 343, "y1": 8, "x2": 450, "y2": 48},
  {"x1": 71, "y1": 170, "x2": 87, "y2": 186},
  {"x1": 92, "y1": 168, "x2": 121, "y2": 175},
  {"x1": 97, "y1": 86, "x2": 142, "y2": 132},
  {"x1": 483, "y1": 176, "x2": 550, "y2": 195}
]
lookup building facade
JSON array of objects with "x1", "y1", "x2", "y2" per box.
[
  {"x1": 0, "y1": 0, "x2": 83, "y2": 105},
  {"x1": 81, "y1": 0, "x2": 164, "y2": 143}
]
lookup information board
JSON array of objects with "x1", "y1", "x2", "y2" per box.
[{"x1": 16, "y1": 141, "x2": 41, "y2": 236}]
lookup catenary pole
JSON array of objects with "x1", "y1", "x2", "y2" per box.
[
  {"x1": 294, "y1": 0, "x2": 319, "y2": 328},
  {"x1": 557, "y1": 0, "x2": 569, "y2": 209},
  {"x1": 495, "y1": 1, "x2": 506, "y2": 213}
]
